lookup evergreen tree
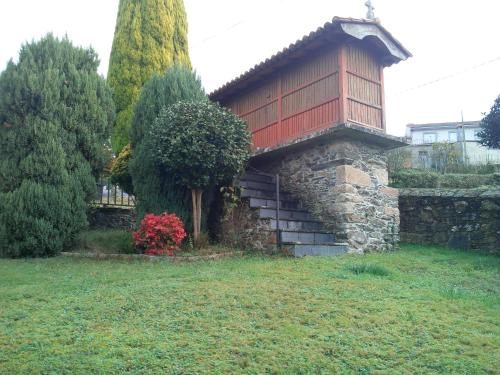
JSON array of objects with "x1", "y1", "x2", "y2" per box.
[
  {"x1": 108, "y1": 0, "x2": 191, "y2": 154},
  {"x1": 478, "y1": 94, "x2": 500, "y2": 149},
  {"x1": 129, "y1": 65, "x2": 206, "y2": 230},
  {"x1": 0, "y1": 35, "x2": 114, "y2": 257}
]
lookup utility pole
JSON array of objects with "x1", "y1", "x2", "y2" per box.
[{"x1": 458, "y1": 111, "x2": 468, "y2": 166}]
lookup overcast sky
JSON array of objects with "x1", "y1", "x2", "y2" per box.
[{"x1": 1, "y1": 0, "x2": 499, "y2": 136}]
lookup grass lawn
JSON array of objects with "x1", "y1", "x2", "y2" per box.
[{"x1": 0, "y1": 245, "x2": 498, "y2": 374}]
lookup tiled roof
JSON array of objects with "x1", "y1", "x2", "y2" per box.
[{"x1": 209, "y1": 17, "x2": 411, "y2": 102}]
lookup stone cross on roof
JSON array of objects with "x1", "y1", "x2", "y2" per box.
[{"x1": 365, "y1": 0, "x2": 375, "y2": 20}]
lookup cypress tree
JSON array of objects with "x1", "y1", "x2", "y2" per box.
[
  {"x1": 108, "y1": 0, "x2": 191, "y2": 154},
  {"x1": 0, "y1": 35, "x2": 114, "y2": 257},
  {"x1": 129, "y1": 65, "x2": 206, "y2": 231}
]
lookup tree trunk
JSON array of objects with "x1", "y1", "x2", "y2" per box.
[
  {"x1": 191, "y1": 188, "x2": 203, "y2": 244},
  {"x1": 197, "y1": 189, "x2": 203, "y2": 244}
]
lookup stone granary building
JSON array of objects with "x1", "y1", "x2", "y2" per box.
[{"x1": 210, "y1": 17, "x2": 411, "y2": 256}]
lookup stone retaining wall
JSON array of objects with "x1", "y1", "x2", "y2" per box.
[
  {"x1": 88, "y1": 207, "x2": 136, "y2": 230},
  {"x1": 252, "y1": 138, "x2": 400, "y2": 253},
  {"x1": 399, "y1": 188, "x2": 500, "y2": 253}
]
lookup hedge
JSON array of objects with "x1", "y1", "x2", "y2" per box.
[{"x1": 390, "y1": 169, "x2": 500, "y2": 189}]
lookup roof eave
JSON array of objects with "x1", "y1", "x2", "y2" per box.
[{"x1": 209, "y1": 17, "x2": 412, "y2": 102}]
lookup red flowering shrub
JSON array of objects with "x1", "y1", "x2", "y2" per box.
[{"x1": 133, "y1": 213, "x2": 187, "y2": 256}]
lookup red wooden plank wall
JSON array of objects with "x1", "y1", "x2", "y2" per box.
[
  {"x1": 226, "y1": 43, "x2": 384, "y2": 149},
  {"x1": 227, "y1": 47, "x2": 340, "y2": 149},
  {"x1": 345, "y1": 45, "x2": 384, "y2": 129}
]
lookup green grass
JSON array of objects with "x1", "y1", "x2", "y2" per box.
[
  {"x1": 74, "y1": 229, "x2": 136, "y2": 254},
  {"x1": 72, "y1": 229, "x2": 238, "y2": 257},
  {"x1": 347, "y1": 263, "x2": 391, "y2": 276},
  {"x1": 0, "y1": 244, "x2": 498, "y2": 374}
]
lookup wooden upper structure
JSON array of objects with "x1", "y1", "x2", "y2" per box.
[{"x1": 209, "y1": 18, "x2": 411, "y2": 150}]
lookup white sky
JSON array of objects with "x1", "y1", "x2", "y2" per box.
[{"x1": 1, "y1": 0, "x2": 499, "y2": 136}]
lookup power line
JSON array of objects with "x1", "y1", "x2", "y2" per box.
[
  {"x1": 398, "y1": 55, "x2": 500, "y2": 94},
  {"x1": 191, "y1": 18, "x2": 247, "y2": 48}
]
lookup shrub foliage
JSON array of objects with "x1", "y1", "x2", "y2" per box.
[
  {"x1": 150, "y1": 100, "x2": 251, "y2": 241},
  {"x1": 391, "y1": 169, "x2": 499, "y2": 188},
  {"x1": 0, "y1": 35, "x2": 114, "y2": 257},
  {"x1": 133, "y1": 213, "x2": 187, "y2": 256},
  {"x1": 478, "y1": 94, "x2": 500, "y2": 149},
  {"x1": 108, "y1": 0, "x2": 191, "y2": 154}
]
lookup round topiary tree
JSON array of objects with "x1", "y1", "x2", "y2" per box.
[
  {"x1": 129, "y1": 65, "x2": 206, "y2": 228},
  {"x1": 0, "y1": 34, "x2": 114, "y2": 257},
  {"x1": 150, "y1": 100, "x2": 251, "y2": 242}
]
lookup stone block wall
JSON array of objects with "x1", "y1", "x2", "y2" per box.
[
  {"x1": 252, "y1": 138, "x2": 400, "y2": 253},
  {"x1": 399, "y1": 188, "x2": 500, "y2": 254},
  {"x1": 88, "y1": 207, "x2": 136, "y2": 230}
]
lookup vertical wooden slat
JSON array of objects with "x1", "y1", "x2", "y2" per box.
[
  {"x1": 338, "y1": 46, "x2": 348, "y2": 124},
  {"x1": 278, "y1": 72, "x2": 283, "y2": 142},
  {"x1": 379, "y1": 65, "x2": 386, "y2": 131}
]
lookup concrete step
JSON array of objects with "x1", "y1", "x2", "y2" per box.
[
  {"x1": 240, "y1": 188, "x2": 293, "y2": 201},
  {"x1": 280, "y1": 230, "x2": 336, "y2": 245},
  {"x1": 259, "y1": 207, "x2": 314, "y2": 221},
  {"x1": 237, "y1": 179, "x2": 280, "y2": 192},
  {"x1": 249, "y1": 197, "x2": 301, "y2": 210},
  {"x1": 241, "y1": 172, "x2": 275, "y2": 184},
  {"x1": 288, "y1": 243, "x2": 348, "y2": 257},
  {"x1": 270, "y1": 219, "x2": 324, "y2": 231}
]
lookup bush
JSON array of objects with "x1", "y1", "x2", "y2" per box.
[
  {"x1": 387, "y1": 146, "x2": 412, "y2": 175},
  {"x1": 0, "y1": 35, "x2": 114, "y2": 257},
  {"x1": 391, "y1": 169, "x2": 499, "y2": 188},
  {"x1": 133, "y1": 213, "x2": 187, "y2": 256},
  {"x1": 391, "y1": 169, "x2": 439, "y2": 188},
  {"x1": 439, "y1": 174, "x2": 493, "y2": 189}
]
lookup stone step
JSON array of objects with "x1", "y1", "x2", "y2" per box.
[
  {"x1": 280, "y1": 230, "x2": 336, "y2": 245},
  {"x1": 237, "y1": 179, "x2": 280, "y2": 192},
  {"x1": 288, "y1": 243, "x2": 349, "y2": 257},
  {"x1": 259, "y1": 207, "x2": 314, "y2": 221},
  {"x1": 240, "y1": 188, "x2": 293, "y2": 201},
  {"x1": 241, "y1": 172, "x2": 275, "y2": 184},
  {"x1": 270, "y1": 219, "x2": 324, "y2": 231},
  {"x1": 249, "y1": 197, "x2": 302, "y2": 210}
]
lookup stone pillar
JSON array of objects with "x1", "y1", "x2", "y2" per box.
[{"x1": 333, "y1": 164, "x2": 399, "y2": 253}]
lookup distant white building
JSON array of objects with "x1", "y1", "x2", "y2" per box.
[{"x1": 405, "y1": 121, "x2": 500, "y2": 166}]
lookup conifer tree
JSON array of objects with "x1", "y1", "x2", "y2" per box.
[
  {"x1": 0, "y1": 35, "x2": 114, "y2": 257},
  {"x1": 108, "y1": 0, "x2": 191, "y2": 154}
]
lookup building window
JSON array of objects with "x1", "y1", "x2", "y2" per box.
[
  {"x1": 448, "y1": 131, "x2": 457, "y2": 143},
  {"x1": 423, "y1": 132, "x2": 437, "y2": 144}
]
